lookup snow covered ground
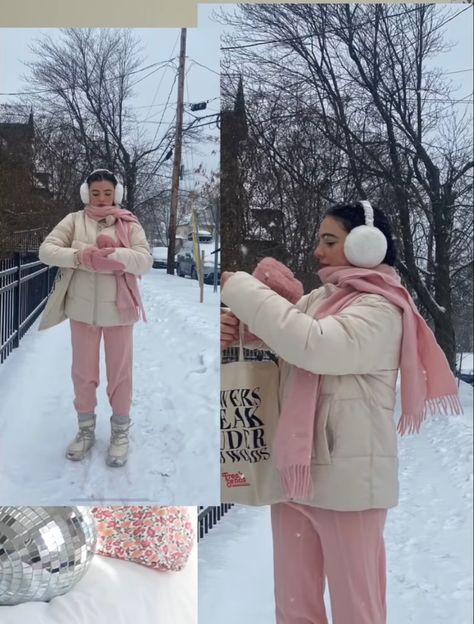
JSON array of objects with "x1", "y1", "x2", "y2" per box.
[
  {"x1": 199, "y1": 381, "x2": 473, "y2": 624},
  {"x1": 0, "y1": 270, "x2": 220, "y2": 506}
]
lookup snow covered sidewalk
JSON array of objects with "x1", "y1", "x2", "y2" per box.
[
  {"x1": 199, "y1": 382, "x2": 473, "y2": 624},
  {"x1": 0, "y1": 270, "x2": 220, "y2": 506}
]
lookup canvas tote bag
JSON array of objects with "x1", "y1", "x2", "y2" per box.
[
  {"x1": 38, "y1": 267, "x2": 74, "y2": 331},
  {"x1": 38, "y1": 212, "x2": 80, "y2": 331},
  {"x1": 220, "y1": 325, "x2": 284, "y2": 505}
]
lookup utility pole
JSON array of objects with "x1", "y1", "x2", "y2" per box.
[
  {"x1": 213, "y1": 204, "x2": 220, "y2": 293},
  {"x1": 167, "y1": 28, "x2": 187, "y2": 275}
]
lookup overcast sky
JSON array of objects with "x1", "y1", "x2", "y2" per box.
[
  {"x1": 429, "y1": 4, "x2": 473, "y2": 105},
  {"x1": 219, "y1": 4, "x2": 473, "y2": 109},
  {"x1": 0, "y1": 4, "x2": 472, "y2": 187},
  {"x1": 0, "y1": 5, "x2": 223, "y2": 189}
]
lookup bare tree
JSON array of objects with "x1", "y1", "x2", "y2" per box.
[
  {"x1": 23, "y1": 28, "x2": 176, "y2": 212},
  {"x1": 222, "y1": 77, "x2": 360, "y2": 289},
  {"x1": 198, "y1": 170, "x2": 220, "y2": 233},
  {"x1": 221, "y1": 3, "x2": 474, "y2": 368}
]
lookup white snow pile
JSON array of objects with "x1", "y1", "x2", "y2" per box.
[
  {"x1": 199, "y1": 381, "x2": 473, "y2": 624},
  {"x1": 0, "y1": 270, "x2": 220, "y2": 505}
]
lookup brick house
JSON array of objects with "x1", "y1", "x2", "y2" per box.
[{"x1": 0, "y1": 110, "x2": 53, "y2": 253}]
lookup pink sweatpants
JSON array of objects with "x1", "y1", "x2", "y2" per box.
[
  {"x1": 271, "y1": 503, "x2": 387, "y2": 624},
  {"x1": 70, "y1": 320, "x2": 134, "y2": 417}
]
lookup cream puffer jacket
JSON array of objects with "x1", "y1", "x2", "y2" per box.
[
  {"x1": 221, "y1": 271, "x2": 403, "y2": 512},
  {"x1": 39, "y1": 210, "x2": 153, "y2": 327}
]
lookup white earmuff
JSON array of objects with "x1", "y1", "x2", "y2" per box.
[
  {"x1": 343, "y1": 200, "x2": 388, "y2": 268},
  {"x1": 79, "y1": 169, "x2": 124, "y2": 205}
]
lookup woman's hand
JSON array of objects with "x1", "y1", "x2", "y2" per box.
[
  {"x1": 79, "y1": 246, "x2": 126, "y2": 273},
  {"x1": 221, "y1": 310, "x2": 240, "y2": 350}
]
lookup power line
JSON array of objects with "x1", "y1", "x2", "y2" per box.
[
  {"x1": 184, "y1": 117, "x2": 220, "y2": 131},
  {"x1": 0, "y1": 59, "x2": 176, "y2": 97},
  {"x1": 130, "y1": 96, "x2": 219, "y2": 112},
  {"x1": 143, "y1": 34, "x2": 180, "y2": 123},
  {"x1": 220, "y1": 5, "x2": 425, "y2": 51},
  {"x1": 430, "y1": 4, "x2": 473, "y2": 33},
  {"x1": 135, "y1": 114, "x2": 221, "y2": 127},
  {"x1": 150, "y1": 73, "x2": 177, "y2": 144},
  {"x1": 221, "y1": 5, "x2": 472, "y2": 52},
  {"x1": 187, "y1": 58, "x2": 220, "y2": 77},
  {"x1": 444, "y1": 68, "x2": 474, "y2": 76},
  {"x1": 129, "y1": 63, "x2": 175, "y2": 89},
  {"x1": 224, "y1": 68, "x2": 473, "y2": 108},
  {"x1": 139, "y1": 64, "x2": 180, "y2": 189},
  {"x1": 406, "y1": 95, "x2": 473, "y2": 103},
  {"x1": 130, "y1": 66, "x2": 173, "y2": 88},
  {"x1": 136, "y1": 119, "x2": 175, "y2": 125},
  {"x1": 186, "y1": 113, "x2": 221, "y2": 123},
  {"x1": 185, "y1": 78, "x2": 197, "y2": 189},
  {"x1": 133, "y1": 102, "x2": 177, "y2": 112},
  {"x1": 227, "y1": 93, "x2": 472, "y2": 131}
]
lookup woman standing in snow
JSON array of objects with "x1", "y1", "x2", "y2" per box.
[
  {"x1": 220, "y1": 200, "x2": 461, "y2": 624},
  {"x1": 39, "y1": 169, "x2": 153, "y2": 467}
]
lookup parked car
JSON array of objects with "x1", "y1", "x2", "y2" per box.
[
  {"x1": 176, "y1": 231, "x2": 220, "y2": 284},
  {"x1": 202, "y1": 248, "x2": 221, "y2": 285},
  {"x1": 457, "y1": 371, "x2": 474, "y2": 384},
  {"x1": 152, "y1": 246, "x2": 176, "y2": 269},
  {"x1": 456, "y1": 353, "x2": 474, "y2": 385}
]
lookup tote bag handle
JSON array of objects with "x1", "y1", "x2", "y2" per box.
[{"x1": 238, "y1": 321, "x2": 246, "y2": 362}]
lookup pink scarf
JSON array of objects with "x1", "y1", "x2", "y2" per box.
[
  {"x1": 85, "y1": 205, "x2": 147, "y2": 323},
  {"x1": 274, "y1": 264, "x2": 463, "y2": 500}
]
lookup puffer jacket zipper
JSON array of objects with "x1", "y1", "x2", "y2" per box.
[{"x1": 92, "y1": 220, "x2": 104, "y2": 326}]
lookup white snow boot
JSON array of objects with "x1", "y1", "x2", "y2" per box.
[
  {"x1": 106, "y1": 416, "x2": 131, "y2": 467},
  {"x1": 66, "y1": 413, "x2": 96, "y2": 461}
]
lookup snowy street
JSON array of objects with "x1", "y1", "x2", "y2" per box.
[
  {"x1": 0, "y1": 270, "x2": 220, "y2": 506},
  {"x1": 199, "y1": 382, "x2": 473, "y2": 624}
]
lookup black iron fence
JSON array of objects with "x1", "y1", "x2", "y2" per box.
[
  {"x1": 10, "y1": 227, "x2": 50, "y2": 253},
  {"x1": 0, "y1": 252, "x2": 56, "y2": 364},
  {"x1": 198, "y1": 505, "x2": 234, "y2": 541}
]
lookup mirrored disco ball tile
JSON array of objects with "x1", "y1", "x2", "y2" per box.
[{"x1": 0, "y1": 507, "x2": 97, "y2": 605}]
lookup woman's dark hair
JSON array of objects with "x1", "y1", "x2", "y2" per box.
[
  {"x1": 324, "y1": 201, "x2": 398, "y2": 266},
  {"x1": 86, "y1": 169, "x2": 117, "y2": 187}
]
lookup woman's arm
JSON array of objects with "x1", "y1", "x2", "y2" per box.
[
  {"x1": 221, "y1": 265, "x2": 311, "y2": 352},
  {"x1": 38, "y1": 213, "x2": 79, "y2": 268},
  {"x1": 109, "y1": 223, "x2": 153, "y2": 275},
  {"x1": 221, "y1": 271, "x2": 402, "y2": 376}
]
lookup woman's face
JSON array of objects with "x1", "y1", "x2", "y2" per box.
[
  {"x1": 313, "y1": 216, "x2": 350, "y2": 268},
  {"x1": 89, "y1": 180, "x2": 115, "y2": 207}
]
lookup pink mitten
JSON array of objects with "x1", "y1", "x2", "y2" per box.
[
  {"x1": 252, "y1": 257, "x2": 304, "y2": 303},
  {"x1": 96, "y1": 234, "x2": 118, "y2": 249},
  {"x1": 237, "y1": 258, "x2": 304, "y2": 346},
  {"x1": 79, "y1": 246, "x2": 98, "y2": 270},
  {"x1": 80, "y1": 246, "x2": 125, "y2": 272}
]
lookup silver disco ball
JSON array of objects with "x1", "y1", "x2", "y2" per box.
[{"x1": 0, "y1": 507, "x2": 97, "y2": 605}]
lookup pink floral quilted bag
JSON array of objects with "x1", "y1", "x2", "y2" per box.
[{"x1": 90, "y1": 506, "x2": 194, "y2": 571}]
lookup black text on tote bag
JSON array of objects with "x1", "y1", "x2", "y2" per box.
[{"x1": 220, "y1": 328, "x2": 283, "y2": 505}]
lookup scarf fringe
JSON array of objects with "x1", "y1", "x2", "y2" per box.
[
  {"x1": 117, "y1": 273, "x2": 147, "y2": 323},
  {"x1": 397, "y1": 393, "x2": 463, "y2": 435},
  {"x1": 279, "y1": 465, "x2": 313, "y2": 500},
  {"x1": 271, "y1": 263, "x2": 463, "y2": 487}
]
